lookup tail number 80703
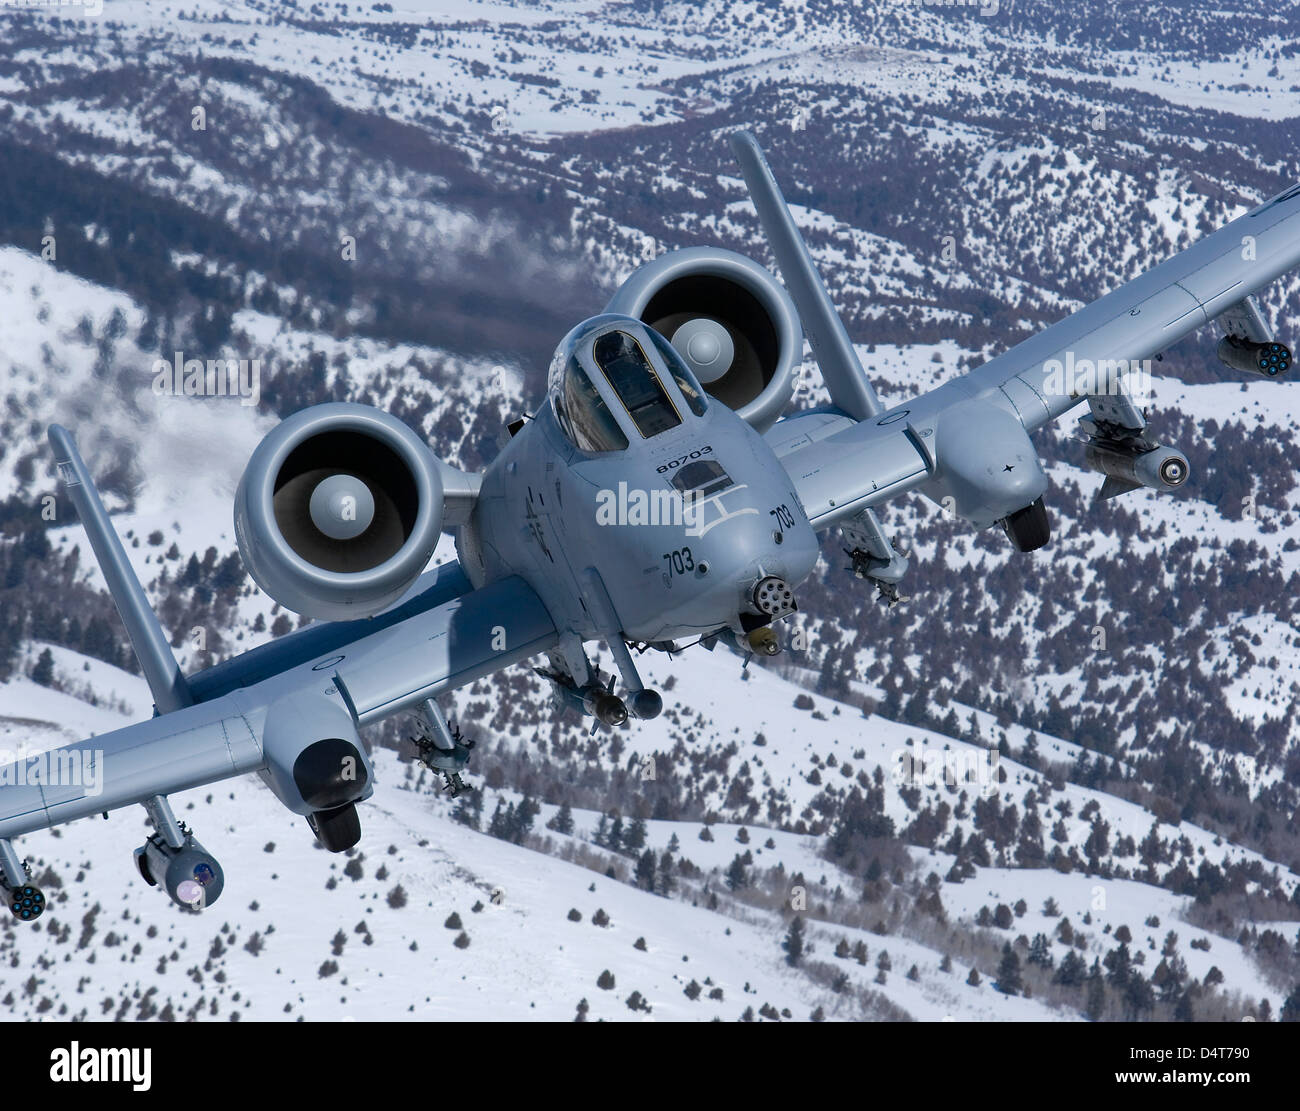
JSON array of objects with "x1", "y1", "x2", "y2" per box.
[{"x1": 656, "y1": 445, "x2": 713, "y2": 474}]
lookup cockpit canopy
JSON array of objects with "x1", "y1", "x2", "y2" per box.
[{"x1": 548, "y1": 314, "x2": 709, "y2": 454}]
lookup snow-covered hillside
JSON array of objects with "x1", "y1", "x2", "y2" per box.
[
  {"x1": 2, "y1": 0, "x2": 1300, "y2": 1023},
  {"x1": 2, "y1": 644, "x2": 1289, "y2": 1022}
]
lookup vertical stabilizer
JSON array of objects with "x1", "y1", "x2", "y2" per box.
[
  {"x1": 728, "y1": 128, "x2": 883, "y2": 421},
  {"x1": 48, "y1": 425, "x2": 193, "y2": 715}
]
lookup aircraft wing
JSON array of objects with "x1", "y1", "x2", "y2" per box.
[
  {"x1": 0, "y1": 571, "x2": 557, "y2": 839},
  {"x1": 754, "y1": 168, "x2": 1300, "y2": 533},
  {"x1": 765, "y1": 407, "x2": 932, "y2": 528},
  {"x1": 0, "y1": 689, "x2": 263, "y2": 840},
  {"x1": 958, "y1": 182, "x2": 1300, "y2": 431},
  {"x1": 731, "y1": 126, "x2": 1300, "y2": 575}
]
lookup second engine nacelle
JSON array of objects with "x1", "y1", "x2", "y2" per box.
[
  {"x1": 605, "y1": 246, "x2": 803, "y2": 433},
  {"x1": 235, "y1": 403, "x2": 445, "y2": 620}
]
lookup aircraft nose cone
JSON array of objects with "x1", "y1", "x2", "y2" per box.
[
  {"x1": 309, "y1": 474, "x2": 375, "y2": 540},
  {"x1": 672, "y1": 318, "x2": 734, "y2": 383}
]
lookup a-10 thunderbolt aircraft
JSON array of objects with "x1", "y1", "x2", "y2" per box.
[{"x1": 1, "y1": 131, "x2": 1297, "y2": 922}]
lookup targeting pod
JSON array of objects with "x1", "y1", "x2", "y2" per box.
[
  {"x1": 1218, "y1": 335, "x2": 1292, "y2": 378},
  {"x1": 135, "y1": 831, "x2": 224, "y2": 910}
]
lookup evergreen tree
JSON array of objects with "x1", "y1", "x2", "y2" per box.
[
  {"x1": 995, "y1": 942, "x2": 1022, "y2": 996},
  {"x1": 607, "y1": 814, "x2": 624, "y2": 853},
  {"x1": 783, "y1": 916, "x2": 805, "y2": 967},
  {"x1": 1054, "y1": 950, "x2": 1087, "y2": 987},
  {"x1": 509, "y1": 795, "x2": 540, "y2": 844},
  {"x1": 725, "y1": 853, "x2": 749, "y2": 891},
  {"x1": 451, "y1": 789, "x2": 482, "y2": 831},
  {"x1": 656, "y1": 851, "x2": 675, "y2": 896},
  {"x1": 1280, "y1": 984, "x2": 1300, "y2": 1023},
  {"x1": 1027, "y1": 933, "x2": 1054, "y2": 969},
  {"x1": 1124, "y1": 974, "x2": 1155, "y2": 1020},
  {"x1": 547, "y1": 802, "x2": 574, "y2": 836},
  {"x1": 623, "y1": 816, "x2": 647, "y2": 853},
  {"x1": 1086, "y1": 960, "x2": 1106, "y2": 1021},
  {"x1": 634, "y1": 850, "x2": 656, "y2": 892},
  {"x1": 1104, "y1": 942, "x2": 1132, "y2": 989},
  {"x1": 30, "y1": 648, "x2": 55, "y2": 687},
  {"x1": 592, "y1": 813, "x2": 609, "y2": 848}
]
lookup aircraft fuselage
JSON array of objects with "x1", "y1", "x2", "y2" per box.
[{"x1": 459, "y1": 370, "x2": 820, "y2": 647}]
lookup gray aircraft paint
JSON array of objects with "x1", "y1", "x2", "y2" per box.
[{"x1": 3, "y1": 130, "x2": 1298, "y2": 913}]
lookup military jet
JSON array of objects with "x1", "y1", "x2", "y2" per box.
[{"x1": 1, "y1": 131, "x2": 1296, "y2": 919}]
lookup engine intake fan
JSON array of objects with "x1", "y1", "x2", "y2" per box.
[
  {"x1": 605, "y1": 246, "x2": 803, "y2": 433},
  {"x1": 235, "y1": 404, "x2": 445, "y2": 620}
]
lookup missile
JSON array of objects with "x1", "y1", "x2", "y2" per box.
[
  {"x1": 1085, "y1": 440, "x2": 1188, "y2": 491},
  {"x1": 581, "y1": 685, "x2": 629, "y2": 727},
  {"x1": 536, "y1": 667, "x2": 629, "y2": 726},
  {"x1": 1083, "y1": 439, "x2": 1189, "y2": 499}
]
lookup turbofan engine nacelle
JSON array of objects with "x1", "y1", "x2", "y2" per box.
[
  {"x1": 235, "y1": 403, "x2": 445, "y2": 621},
  {"x1": 605, "y1": 246, "x2": 803, "y2": 433},
  {"x1": 135, "y1": 833, "x2": 224, "y2": 910}
]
